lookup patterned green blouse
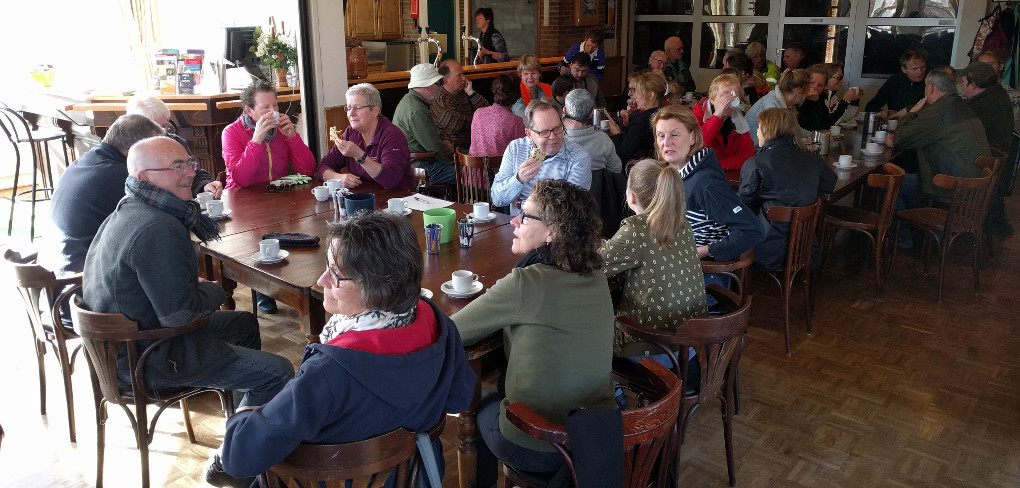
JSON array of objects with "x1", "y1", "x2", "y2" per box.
[{"x1": 599, "y1": 213, "x2": 708, "y2": 357}]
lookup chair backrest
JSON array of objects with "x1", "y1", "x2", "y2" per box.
[
  {"x1": 0, "y1": 109, "x2": 28, "y2": 162},
  {"x1": 4, "y1": 249, "x2": 80, "y2": 343},
  {"x1": 505, "y1": 359, "x2": 682, "y2": 488},
  {"x1": 454, "y1": 148, "x2": 499, "y2": 205},
  {"x1": 71, "y1": 296, "x2": 210, "y2": 406},
  {"x1": 260, "y1": 429, "x2": 420, "y2": 488},
  {"x1": 700, "y1": 249, "x2": 755, "y2": 300},
  {"x1": 932, "y1": 167, "x2": 995, "y2": 234},
  {"x1": 866, "y1": 162, "x2": 906, "y2": 238},
  {"x1": 766, "y1": 199, "x2": 822, "y2": 277}
]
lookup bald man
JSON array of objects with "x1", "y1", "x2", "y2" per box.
[
  {"x1": 664, "y1": 36, "x2": 696, "y2": 93},
  {"x1": 84, "y1": 137, "x2": 294, "y2": 423},
  {"x1": 647, "y1": 50, "x2": 669, "y2": 77}
]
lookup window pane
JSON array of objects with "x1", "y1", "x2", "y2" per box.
[
  {"x1": 704, "y1": 0, "x2": 769, "y2": 16},
  {"x1": 862, "y1": 25, "x2": 955, "y2": 76},
  {"x1": 635, "y1": 0, "x2": 693, "y2": 15},
  {"x1": 786, "y1": 0, "x2": 851, "y2": 17},
  {"x1": 632, "y1": 22, "x2": 693, "y2": 70},
  {"x1": 868, "y1": 0, "x2": 957, "y2": 18},
  {"x1": 782, "y1": 24, "x2": 850, "y2": 68},
  {"x1": 700, "y1": 23, "x2": 769, "y2": 68}
]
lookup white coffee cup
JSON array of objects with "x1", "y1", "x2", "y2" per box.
[
  {"x1": 838, "y1": 155, "x2": 853, "y2": 167},
  {"x1": 312, "y1": 186, "x2": 330, "y2": 201},
  {"x1": 729, "y1": 91, "x2": 741, "y2": 108},
  {"x1": 886, "y1": 119, "x2": 898, "y2": 131},
  {"x1": 325, "y1": 179, "x2": 343, "y2": 193},
  {"x1": 388, "y1": 198, "x2": 405, "y2": 213},
  {"x1": 196, "y1": 191, "x2": 213, "y2": 209},
  {"x1": 851, "y1": 86, "x2": 861, "y2": 96},
  {"x1": 874, "y1": 130, "x2": 887, "y2": 144},
  {"x1": 684, "y1": 93, "x2": 694, "y2": 103},
  {"x1": 206, "y1": 200, "x2": 224, "y2": 217},
  {"x1": 452, "y1": 270, "x2": 479, "y2": 293},
  {"x1": 600, "y1": 120, "x2": 610, "y2": 131},
  {"x1": 259, "y1": 239, "x2": 280, "y2": 261},
  {"x1": 829, "y1": 125, "x2": 841, "y2": 138},
  {"x1": 865, "y1": 142, "x2": 881, "y2": 154},
  {"x1": 272, "y1": 111, "x2": 280, "y2": 124},
  {"x1": 473, "y1": 201, "x2": 490, "y2": 220}
]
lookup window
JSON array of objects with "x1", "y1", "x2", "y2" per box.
[{"x1": 700, "y1": 23, "x2": 769, "y2": 68}]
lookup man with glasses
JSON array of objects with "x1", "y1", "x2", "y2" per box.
[
  {"x1": 567, "y1": 52, "x2": 607, "y2": 108},
  {"x1": 646, "y1": 50, "x2": 671, "y2": 79},
  {"x1": 85, "y1": 137, "x2": 294, "y2": 488},
  {"x1": 393, "y1": 64, "x2": 458, "y2": 184},
  {"x1": 491, "y1": 100, "x2": 591, "y2": 215}
]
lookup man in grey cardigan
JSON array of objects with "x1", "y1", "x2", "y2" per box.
[
  {"x1": 563, "y1": 89, "x2": 622, "y2": 174},
  {"x1": 83, "y1": 137, "x2": 293, "y2": 409}
]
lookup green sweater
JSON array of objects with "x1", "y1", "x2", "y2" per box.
[
  {"x1": 600, "y1": 214, "x2": 708, "y2": 357},
  {"x1": 895, "y1": 94, "x2": 989, "y2": 196},
  {"x1": 451, "y1": 264, "x2": 616, "y2": 452},
  {"x1": 391, "y1": 90, "x2": 454, "y2": 165}
]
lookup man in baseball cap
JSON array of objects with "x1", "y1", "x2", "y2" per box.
[
  {"x1": 392, "y1": 64, "x2": 457, "y2": 184},
  {"x1": 961, "y1": 60, "x2": 1014, "y2": 235}
]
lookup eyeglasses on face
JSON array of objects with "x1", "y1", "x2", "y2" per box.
[
  {"x1": 344, "y1": 104, "x2": 375, "y2": 112},
  {"x1": 529, "y1": 125, "x2": 564, "y2": 139},
  {"x1": 651, "y1": 58, "x2": 667, "y2": 64},
  {"x1": 513, "y1": 200, "x2": 544, "y2": 224},
  {"x1": 831, "y1": 75, "x2": 844, "y2": 80},
  {"x1": 326, "y1": 264, "x2": 355, "y2": 286},
  {"x1": 143, "y1": 156, "x2": 199, "y2": 174}
]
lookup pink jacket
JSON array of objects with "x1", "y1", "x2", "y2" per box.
[{"x1": 221, "y1": 117, "x2": 316, "y2": 189}]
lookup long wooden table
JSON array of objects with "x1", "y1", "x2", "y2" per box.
[{"x1": 196, "y1": 180, "x2": 514, "y2": 488}]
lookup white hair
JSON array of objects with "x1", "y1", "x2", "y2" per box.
[{"x1": 126, "y1": 95, "x2": 171, "y2": 126}]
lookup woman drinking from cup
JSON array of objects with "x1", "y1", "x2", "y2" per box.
[
  {"x1": 738, "y1": 108, "x2": 836, "y2": 270},
  {"x1": 600, "y1": 159, "x2": 707, "y2": 358},
  {"x1": 452, "y1": 179, "x2": 615, "y2": 486},
  {"x1": 316, "y1": 83, "x2": 414, "y2": 190},
  {"x1": 690, "y1": 73, "x2": 755, "y2": 171}
]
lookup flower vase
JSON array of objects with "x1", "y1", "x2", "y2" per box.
[{"x1": 273, "y1": 54, "x2": 289, "y2": 87}]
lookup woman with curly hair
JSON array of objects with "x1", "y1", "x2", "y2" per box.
[{"x1": 452, "y1": 179, "x2": 616, "y2": 485}]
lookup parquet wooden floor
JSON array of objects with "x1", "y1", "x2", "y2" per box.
[{"x1": 1, "y1": 195, "x2": 1018, "y2": 487}]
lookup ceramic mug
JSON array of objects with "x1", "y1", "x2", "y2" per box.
[
  {"x1": 196, "y1": 191, "x2": 213, "y2": 209},
  {"x1": 259, "y1": 239, "x2": 280, "y2": 261},
  {"x1": 206, "y1": 200, "x2": 224, "y2": 217},
  {"x1": 452, "y1": 270, "x2": 479, "y2": 293},
  {"x1": 312, "y1": 186, "x2": 330, "y2": 202},
  {"x1": 325, "y1": 179, "x2": 344, "y2": 193},
  {"x1": 388, "y1": 198, "x2": 405, "y2": 213},
  {"x1": 838, "y1": 155, "x2": 853, "y2": 167},
  {"x1": 473, "y1": 202, "x2": 490, "y2": 220},
  {"x1": 829, "y1": 125, "x2": 841, "y2": 138}
]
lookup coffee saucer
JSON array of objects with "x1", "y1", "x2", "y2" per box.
[
  {"x1": 203, "y1": 209, "x2": 232, "y2": 220},
  {"x1": 861, "y1": 148, "x2": 884, "y2": 156},
  {"x1": 469, "y1": 212, "x2": 497, "y2": 223},
  {"x1": 388, "y1": 208, "x2": 412, "y2": 216},
  {"x1": 834, "y1": 163, "x2": 857, "y2": 170},
  {"x1": 251, "y1": 250, "x2": 289, "y2": 264},
  {"x1": 421, "y1": 288, "x2": 433, "y2": 299},
  {"x1": 441, "y1": 280, "x2": 484, "y2": 298},
  {"x1": 839, "y1": 121, "x2": 858, "y2": 129}
]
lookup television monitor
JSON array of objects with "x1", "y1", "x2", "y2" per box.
[{"x1": 224, "y1": 26, "x2": 269, "y2": 83}]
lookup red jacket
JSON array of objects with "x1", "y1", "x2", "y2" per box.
[
  {"x1": 691, "y1": 99, "x2": 755, "y2": 171},
  {"x1": 520, "y1": 82, "x2": 552, "y2": 106}
]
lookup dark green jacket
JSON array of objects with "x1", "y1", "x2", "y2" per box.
[
  {"x1": 966, "y1": 84, "x2": 1014, "y2": 154},
  {"x1": 391, "y1": 90, "x2": 454, "y2": 165},
  {"x1": 895, "y1": 94, "x2": 989, "y2": 195}
]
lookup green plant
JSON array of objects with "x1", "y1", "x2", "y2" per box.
[{"x1": 251, "y1": 26, "x2": 297, "y2": 71}]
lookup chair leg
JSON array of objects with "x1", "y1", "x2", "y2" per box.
[
  {"x1": 135, "y1": 398, "x2": 151, "y2": 488},
  {"x1": 872, "y1": 232, "x2": 883, "y2": 297},
  {"x1": 721, "y1": 394, "x2": 736, "y2": 487},
  {"x1": 57, "y1": 348, "x2": 77, "y2": 443},
  {"x1": 782, "y1": 279, "x2": 792, "y2": 356},
  {"x1": 972, "y1": 232, "x2": 981, "y2": 295},
  {"x1": 181, "y1": 398, "x2": 197, "y2": 443},
  {"x1": 890, "y1": 221, "x2": 901, "y2": 270},
  {"x1": 96, "y1": 401, "x2": 107, "y2": 488},
  {"x1": 803, "y1": 271, "x2": 813, "y2": 335},
  {"x1": 34, "y1": 338, "x2": 47, "y2": 415},
  {"x1": 936, "y1": 236, "x2": 950, "y2": 303},
  {"x1": 7, "y1": 147, "x2": 20, "y2": 236}
]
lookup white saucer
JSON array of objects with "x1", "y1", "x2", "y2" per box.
[
  {"x1": 203, "y1": 209, "x2": 232, "y2": 220},
  {"x1": 861, "y1": 148, "x2": 884, "y2": 156},
  {"x1": 388, "y1": 208, "x2": 412, "y2": 216},
  {"x1": 839, "y1": 121, "x2": 858, "y2": 129},
  {"x1": 441, "y1": 280, "x2": 483, "y2": 298},
  {"x1": 469, "y1": 212, "x2": 497, "y2": 223},
  {"x1": 834, "y1": 163, "x2": 857, "y2": 170},
  {"x1": 421, "y1": 288, "x2": 433, "y2": 299},
  {"x1": 251, "y1": 249, "x2": 290, "y2": 264}
]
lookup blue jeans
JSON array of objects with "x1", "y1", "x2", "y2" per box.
[
  {"x1": 475, "y1": 393, "x2": 564, "y2": 487},
  {"x1": 420, "y1": 160, "x2": 457, "y2": 185},
  {"x1": 153, "y1": 311, "x2": 294, "y2": 408},
  {"x1": 704, "y1": 273, "x2": 732, "y2": 307}
]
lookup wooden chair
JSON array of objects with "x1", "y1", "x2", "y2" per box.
[
  {"x1": 0, "y1": 107, "x2": 70, "y2": 239},
  {"x1": 412, "y1": 152, "x2": 454, "y2": 201},
  {"x1": 258, "y1": 417, "x2": 446, "y2": 488},
  {"x1": 821, "y1": 162, "x2": 905, "y2": 297},
  {"x1": 764, "y1": 199, "x2": 822, "y2": 356},
  {"x1": 453, "y1": 148, "x2": 499, "y2": 205},
  {"x1": 701, "y1": 248, "x2": 755, "y2": 301},
  {"x1": 500, "y1": 359, "x2": 682, "y2": 488},
  {"x1": 614, "y1": 286, "x2": 751, "y2": 487},
  {"x1": 71, "y1": 297, "x2": 234, "y2": 488},
  {"x1": 3, "y1": 249, "x2": 83, "y2": 442},
  {"x1": 891, "y1": 168, "x2": 996, "y2": 303}
]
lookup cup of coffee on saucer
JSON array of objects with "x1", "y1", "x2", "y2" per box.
[
  {"x1": 472, "y1": 202, "x2": 491, "y2": 221},
  {"x1": 196, "y1": 191, "x2": 213, "y2": 209},
  {"x1": 865, "y1": 142, "x2": 881, "y2": 154},
  {"x1": 388, "y1": 198, "x2": 405, "y2": 214},
  {"x1": 312, "y1": 186, "x2": 330, "y2": 201},
  {"x1": 830, "y1": 125, "x2": 841, "y2": 139},
  {"x1": 451, "y1": 270, "x2": 480, "y2": 294},
  {"x1": 206, "y1": 200, "x2": 224, "y2": 218},
  {"x1": 837, "y1": 155, "x2": 853, "y2": 168},
  {"x1": 325, "y1": 179, "x2": 343, "y2": 193},
  {"x1": 260, "y1": 238, "x2": 280, "y2": 261},
  {"x1": 873, "y1": 130, "x2": 887, "y2": 145}
]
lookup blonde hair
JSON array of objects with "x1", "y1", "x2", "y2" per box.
[
  {"x1": 708, "y1": 73, "x2": 743, "y2": 101},
  {"x1": 777, "y1": 68, "x2": 811, "y2": 94},
  {"x1": 517, "y1": 54, "x2": 541, "y2": 74},
  {"x1": 627, "y1": 159, "x2": 688, "y2": 249},
  {"x1": 757, "y1": 108, "x2": 806, "y2": 150},
  {"x1": 632, "y1": 72, "x2": 668, "y2": 105},
  {"x1": 745, "y1": 42, "x2": 766, "y2": 58},
  {"x1": 650, "y1": 105, "x2": 704, "y2": 160}
]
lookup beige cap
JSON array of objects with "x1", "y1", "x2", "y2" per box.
[{"x1": 407, "y1": 64, "x2": 444, "y2": 89}]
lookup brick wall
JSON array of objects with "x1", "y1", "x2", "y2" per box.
[{"x1": 538, "y1": 0, "x2": 617, "y2": 58}]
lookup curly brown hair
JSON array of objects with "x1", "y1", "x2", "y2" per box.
[{"x1": 530, "y1": 179, "x2": 603, "y2": 276}]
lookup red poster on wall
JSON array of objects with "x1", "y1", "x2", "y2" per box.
[{"x1": 410, "y1": 0, "x2": 418, "y2": 18}]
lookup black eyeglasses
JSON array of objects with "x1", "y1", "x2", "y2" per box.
[
  {"x1": 143, "y1": 156, "x2": 199, "y2": 174},
  {"x1": 831, "y1": 75, "x2": 844, "y2": 80},
  {"x1": 530, "y1": 125, "x2": 564, "y2": 139},
  {"x1": 326, "y1": 264, "x2": 355, "y2": 286},
  {"x1": 514, "y1": 200, "x2": 544, "y2": 224}
]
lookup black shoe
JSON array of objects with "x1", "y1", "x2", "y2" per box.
[
  {"x1": 255, "y1": 293, "x2": 278, "y2": 314},
  {"x1": 204, "y1": 453, "x2": 256, "y2": 488}
]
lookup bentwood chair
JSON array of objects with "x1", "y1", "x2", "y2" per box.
[
  {"x1": 257, "y1": 417, "x2": 446, "y2": 488},
  {"x1": 500, "y1": 359, "x2": 682, "y2": 488},
  {"x1": 821, "y1": 163, "x2": 905, "y2": 297},
  {"x1": 891, "y1": 168, "x2": 996, "y2": 303},
  {"x1": 764, "y1": 199, "x2": 822, "y2": 356},
  {"x1": 412, "y1": 152, "x2": 454, "y2": 201},
  {"x1": 4, "y1": 248, "x2": 83, "y2": 443},
  {"x1": 453, "y1": 148, "x2": 499, "y2": 205},
  {"x1": 0, "y1": 107, "x2": 71, "y2": 240},
  {"x1": 701, "y1": 249, "x2": 755, "y2": 302},
  {"x1": 71, "y1": 297, "x2": 234, "y2": 488},
  {"x1": 614, "y1": 286, "x2": 751, "y2": 487}
]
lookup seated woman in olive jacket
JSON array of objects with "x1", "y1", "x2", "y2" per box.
[
  {"x1": 738, "y1": 108, "x2": 836, "y2": 270},
  {"x1": 451, "y1": 179, "x2": 616, "y2": 487}
]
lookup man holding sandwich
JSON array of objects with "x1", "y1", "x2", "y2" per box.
[{"x1": 491, "y1": 99, "x2": 592, "y2": 215}]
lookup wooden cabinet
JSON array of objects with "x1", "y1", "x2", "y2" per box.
[{"x1": 345, "y1": 0, "x2": 403, "y2": 40}]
